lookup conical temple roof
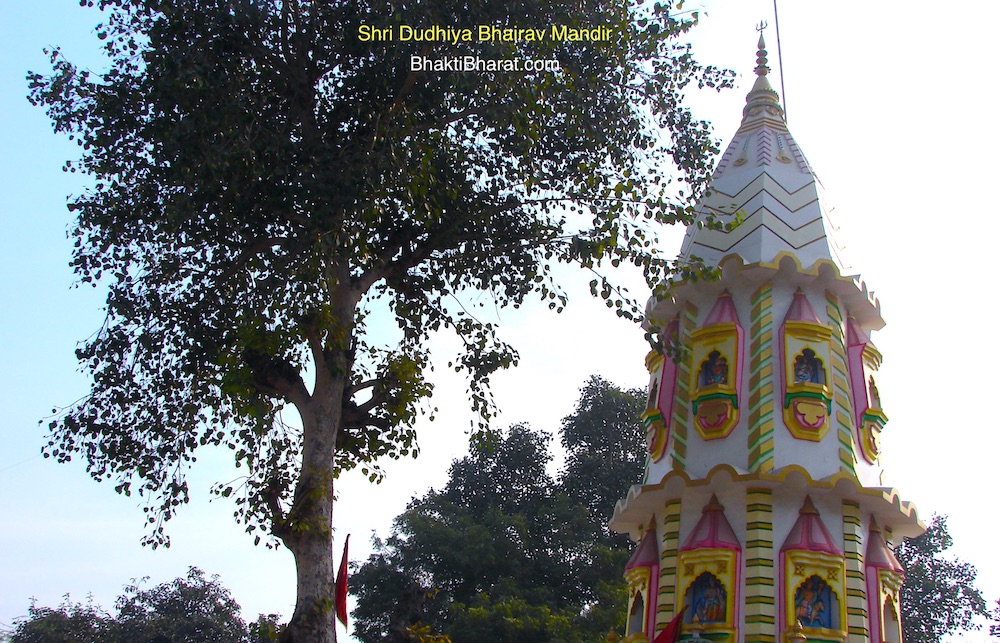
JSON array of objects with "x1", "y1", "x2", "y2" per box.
[
  {"x1": 846, "y1": 315, "x2": 870, "y2": 347},
  {"x1": 679, "y1": 36, "x2": 849, "y2": 274},
  {"x1": 782, "y1": 288, "x2": 822, "y2": 324},
  {"x1": 866, "y1": 519, "x2": 904, "y2": 573},
  {"x1": 704, "y1": 291, "x2": 740, "y2": 326},
  {"x1": 681, "y1": 495, "x2": 741, "y2": 551},
  {"x1": 625, "y1": 527, "x2": 660, "y2": 570},
  {"x1": 780, "y1": 497, "x2": 841, "y2": 555}
]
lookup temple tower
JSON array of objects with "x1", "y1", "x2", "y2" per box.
[{"x1": 611, "y1": 37, "x2": 923, "y2": 643}]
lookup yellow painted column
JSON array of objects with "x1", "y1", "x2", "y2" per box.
[
  {"x1": 843, "y1": 500, "x2": 869, "y2": 640},
  {"x1": 656, "y1": 499, "x2": 682, "y2": 630},
  {"x1": 826, "y1": 292, "x2": 857, "y2": 474},
  {"x1": 671, "y1": 304, "x2": 698, "y2": 470},
  {"x1": 745, "y1": 488, "x2": 776, "y2": 643},
  {"x1": 748, "y1": 283, "x2": 775, "y2": 472}
]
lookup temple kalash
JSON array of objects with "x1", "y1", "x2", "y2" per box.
[{"x1": 610, "y1": 35, "x2": 924, "y2": 643}]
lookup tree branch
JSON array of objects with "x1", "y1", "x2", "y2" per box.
[
  {"x1": 341, "y1": 406, "x2": 391, "y2": 432},
  {"x1": 347, "y1": 378, "x2": 379, "y2": 396},
  {"x1": 243, "y1": 348, "x2": 311, "y2": 408}
]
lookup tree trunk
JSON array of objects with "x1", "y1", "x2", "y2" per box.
[
  {"x1": 284, "y1": 527, "x2": 337, "y2": 643},
  {"x1": 281, "y1": 385, "x2": 344, "y2": 643}
]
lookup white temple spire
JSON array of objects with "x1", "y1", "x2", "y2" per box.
[{"x1": 678, "y1": 35, "x2": 850, "y2": 275}]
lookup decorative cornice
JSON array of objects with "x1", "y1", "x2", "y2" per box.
[
  {"x1": 610, "y1": 463, "x2": 923, "y2": 541},
  {"x1": 647, "y1": 253, "x2": 883, "y2": 334}
]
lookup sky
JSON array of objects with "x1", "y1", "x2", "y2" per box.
[{"x1": 2, "y1": 0, "x2": 999, "y2": 640}]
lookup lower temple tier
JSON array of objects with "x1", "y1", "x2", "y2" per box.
[{"x1": 612, "y1": 465, "x2": 922, "y2": 643}]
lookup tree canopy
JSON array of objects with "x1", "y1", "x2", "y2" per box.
[
  {"x1": 8, "y1": 599, "x2": 115, "y2": 643},
  {"x1": 896, "y1": 514, "x2": 989, "y2": 643},
  {"x1": 28, "y1": 0, "x2": 728, "y2": 639},
  {"x1": 351, "y1": 376, "x2": 645, "y2": 642},
  {"x1": 8, "y1": 568, "x2": 279, "y2": 643}
]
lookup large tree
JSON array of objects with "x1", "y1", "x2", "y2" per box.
[
  {"x1": 351, "y1": 376, "x2": 645, "y2": 642},
  {"x1": 896, "y1": 514, "x2": 988, "y2": 642},
  {"x1": 28, "y1": 1, "x2": 727, "y2": 640}
]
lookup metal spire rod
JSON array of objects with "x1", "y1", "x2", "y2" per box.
[{"x1": 772, "y1": 0, "x2": 788, "y2": 121}]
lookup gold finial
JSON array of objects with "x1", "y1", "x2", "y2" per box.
[
  {"x1": 755, "y1": 21, "x2": 770, "y2": 77},
  {"x1": 739, "y1": 23, "x2": 786, "y2": 131}
]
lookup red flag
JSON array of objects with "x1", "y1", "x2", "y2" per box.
[
  {"x1": 651, "y1": 606, "x2": 685, "y2": 643},
  {"x1": 335, "y1": 534, "x2": 350, "y2": 627}
]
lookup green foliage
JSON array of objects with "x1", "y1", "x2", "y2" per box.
[
  {"x1": 10, "y1": 568, "x2": 263, "y2": 643},
  {"x1": 28, "y1": 0, "x2": 727, "y2": 637},
  {"x1": 9, "y1": 597, "x2": 114, "y2": 643},
  {"x1": 351, "y1": 377, "x2": 645, "y2": 642},
  {"x1": 28, "y1": 0, "x2": 727, "y2": 542},
  {"x1": 114, "y1": 568, "x2": 250, "y2": 643},
  {"x1": 896, "y1": 514, "x2": 988, "y2": 643},
  {"x1": 560, "y1": 377, "x2": 647, "y2": 534},
  {"x1": 249, "y1": 614, "x2": 285, "y2": 643}
]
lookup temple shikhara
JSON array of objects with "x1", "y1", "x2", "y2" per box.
[{"x1": 611, "y1": 37, "x2": 923, "y2": 643}]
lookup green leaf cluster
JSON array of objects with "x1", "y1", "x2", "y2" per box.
[
  {"x1": 351, "y1": 377, "x2": 645, "y2": 642},
  {"x1": 9, "y1": 568, "x2": 280, "y2": 643},
  {"x1": 896, "y1": 514, "x2": 989, "y2": 643}
]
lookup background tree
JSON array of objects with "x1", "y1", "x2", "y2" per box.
[
  {"x1": 351, "y1": 376, "x2": 645, "y2": 642},
  {"x1": 8, "y1": 598, "x2": 115, "y2": 643},
  {"x1": 557, "y1": 377, "x2": 647, "y2": 636},
  {"x1": 9, "y1": 568, "x2": 261, "y2": 643},
  {"x1": 990, "y1": 597, "x2": 1000, "y2": 638},
  {"x1": 896, "y1": 514, "x2": 988, "y2": 642},
  {"x1": 28, "y1": 1, "x2": 728, "y2": 640},
  {"x1": 114, "y1": 568, "x2": 250, "y2": 643}
]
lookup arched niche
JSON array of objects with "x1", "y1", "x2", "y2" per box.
[
  {"x1": 688, "y1": 293, "x2": 744, "y2": 441},
  {"x1": 779, "y1": 291, "x2": 834, "y2": 441},
  {"x1": 627, "y1": 591, "x2": 646, "y2": 638},
  {"x1": 882, "y1": 596, "x2": 901, "y2": 643}
]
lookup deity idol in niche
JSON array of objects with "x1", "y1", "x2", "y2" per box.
[
  {"x1": 688, "y1": 572, "x2": 727, "y2": 624},
  {"x1": 793, "y1": 348, "x2": 823, "y2": 384},
  {"x1": 794, "y1": 576, "x2": 833, "y2": 629},
  {"x1": 700, "y1": 351, "x2": 728, "y2": 386}
]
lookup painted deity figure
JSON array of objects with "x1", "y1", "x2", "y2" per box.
[
  {"x1": 688, "y1": 573, "x2": 727, "y2": 624},
  {"x1": 700, "y1": 351, "x2": 728, "y2": 386},
  {"x1": 793, "y1": 348, "x2": 823, "y2": 384},
  {"x1": 794, "y1": 576, "x2": 832, "y2": 629}
]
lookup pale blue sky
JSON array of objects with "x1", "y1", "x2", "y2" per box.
[{"x1": 2, "y1": 1, "x2": 998, "y2": 640}]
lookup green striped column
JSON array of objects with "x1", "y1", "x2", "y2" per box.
[
  {"x1": 745, "y1": 488, "x2": 776, "y2": 643},
  {"x1": 748, "y1": 283, "x2": 775, "y2": 472},
  {"x1": 842, "y1": 501, "x2": 868, "y2": 639},
  {"x1": 826, "y1": 292, "x2": 856, "y2": 474},
  {"x1": 657, "y1": 499, "x2": 682, "y2": 630},
  {"x1": 671, "y1": 303, "x2": 698, "y2": 470}
]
